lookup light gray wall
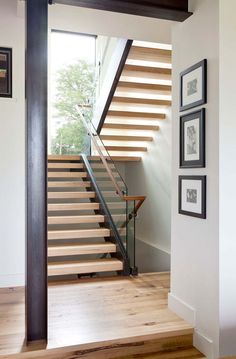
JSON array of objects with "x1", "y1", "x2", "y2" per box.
[
  {"x1": 0, "y1": 0, "x2": 25, "y2": 287},
  {"x1": 169, "y1": 0, "x2": 220, "y2": 358},
  {"x1": 219, "y1": 1, "x2": 236, "y2": 356},
  {"x1": 49, "y1": 3, "x2": 173, "y2": 43},
  {"x1": 125, "y1": 109, "x2": 171, "y2": 272}
]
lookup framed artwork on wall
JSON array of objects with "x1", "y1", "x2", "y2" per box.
[
  {"x1": 179, "y1": 175, "x2": 206, "y2": 219},
  {"x1": 180, "y1": 108, "x2": 205, "y2": 168},
  {"x1": 180, "y1": 59, "x2": 207, "y2": 111},
  {"x1": 0, "y1": 47, "x2": 12, "y2": 98}
]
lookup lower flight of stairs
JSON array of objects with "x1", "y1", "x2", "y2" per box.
[{"x1": 48, "y1": 155, "x2": 125, "y2": 279}]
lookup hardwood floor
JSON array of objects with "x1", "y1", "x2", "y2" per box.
[{"x1": 0, "y1": 273, "x2": 205, "y2": 358}]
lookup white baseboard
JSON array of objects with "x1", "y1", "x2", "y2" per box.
[
  {"x1": 168, "y1": 292, "x2": 196, "y2": 326},
  {"x1": 0, "y1": 273, "x2": 25, "y2": 288},
  {"x1": 168, "y1": 292, "x2": 214, "y2": 358},
  {"x1": 194, "y1": 330, "x2": 214, "y2": 359}
]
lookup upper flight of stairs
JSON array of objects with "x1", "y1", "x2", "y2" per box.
[
  {"x1": 48, "y1": 155, "x2": 126, "y2": 279},
  {"x1": 100, "y1": 40, "x2": 172, "y2": 159}
]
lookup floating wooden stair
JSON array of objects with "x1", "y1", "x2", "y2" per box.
[
  {"x1": 103, "y1": 123, "x2": 160, "y2": 131},
  {"x1": 48, "y1": 214, "x2": 105, "y2": 225},
  {"x1": 48, "y1": 228, "x2": 111, "y2": 240},
  {"x1": 48, "y1": 191, "x2": 96, "y2": 199},
  {"x1": 48, "y1": 242, "x2": 117, "y2": 257},
  {"x1": 48, "y1": 202, "x2": 100, "y2": 211},
  {"x1": 48, "y1": 258, "x2": 123, "y2": 276},
  {"x1": 100, "y1": 40, "x2": 172, "y2": 158},
  {"x1": 48, "y1": 156, "x2": 125, "y2": 280}
]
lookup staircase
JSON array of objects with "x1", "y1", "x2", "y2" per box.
[
  {"x1": 48, "y1": 155, "x2": 127, "y2": 279},
  {"x1": 99, "y1": 40, "x2": 172, "y2": 158}
]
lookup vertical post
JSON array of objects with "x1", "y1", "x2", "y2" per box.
[{"x1": 26, "y1": 0, "x2": 48, "y2": 342}]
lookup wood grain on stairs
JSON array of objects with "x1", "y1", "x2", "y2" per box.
[
  {"x1": 48, "y1": 242, "x2": 117, "y2": 257},
  {"x1": 48, "y1": 214, "x2": 104, "y2": 225},
  {"x1": 48, "y1": 202, "x2": 100, "y2": 211},
  {"x1": 48, "y1": 258, "x2": 123, "y2": 276},
  {"x1": 48, "y1": 228, "x2": 110, "y2": 240},
  {"x1": 48, "y1": 180, "x2": 91, "y2": 188}
]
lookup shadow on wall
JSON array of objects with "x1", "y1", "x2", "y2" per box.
[{"x1": 136, "y1": 239, "x2": 170, "y2": 273}]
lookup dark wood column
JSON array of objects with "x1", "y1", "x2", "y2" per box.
[
  {"x1": 52, "y1": 0, "x2": 192, "y2": 21},
  {"x1": 26, "y1": 0, "x2": 48, "y2": 343}
]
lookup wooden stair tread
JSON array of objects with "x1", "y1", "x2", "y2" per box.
[
  {"x1": 48, "y1": 215, "x2": 104, "y2": 225},
  {"x1": 115, "y1": 88, "x2": 171, "y2": 100},
  {"x1": 48, "y1": 203, "x2": 100, "y2": 211},
  {"x1": 118, "y1": 81, "x2": 171, "y2": 92},
  {"x1": 128, "y1": 46, "x2": 171, "y2": 63},
  {"x1": 48, "y1": 172, "x2": 87, "y2": 178},
  {"x1": 122, "y1": 70, "x2": 171, "y2": 82},
  {"x1": 112, "y1": 96, "x2": 171, "y2": 107},
  {"x1": 89, "y1": 156, "x2": 142, "y2": 162},
  {"x1": 100, "y1": 135, "x2": 153, "y2": 142},
  {"x1": 107, "y1": 110, "x2": 164, "y2": 119},
  {"x1": 48, "y1": 163, "x2": 83, "y2": 169},
  {"x1": 103, "y1": 123, "x2": 159, "y2": 131},
  {"x1": 120, "y1": 75, "x2": 171, "y2": 87},
  {"x1": 48, "y1": 191, "x2": 95, "y2": 199},
  {"x1": 48, "y1": 258, "x2": 123, "y2": 276},
  {"x1": 110, "y1": 156, "x2": 141, "y2": 162},
  {"x1": 48, "y1": 228, "x2": 110, "y2": 240},
  {"x1": 124, "y1": 63, "x2": 172, "y2": 75},
  {"x1": 48, "y1": 155, "x2": 81, "y2": 161},
  {"x1": 106, "y1": 145, "x2": 147, "y2": 152},
  {"x1": 48, "y1": 181, "x2": 91, "y2": 188},
  {"x1": 48, "y1": 242, "x2": 116, "y2": 257}
]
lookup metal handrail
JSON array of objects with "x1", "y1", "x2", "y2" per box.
[{"x1": 76, "y1": 106, "x2": 146, "y2": 214}]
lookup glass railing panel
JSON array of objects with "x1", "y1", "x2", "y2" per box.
[{"x1": 77, "y1": 109, "x2": 138, "y2": 273}]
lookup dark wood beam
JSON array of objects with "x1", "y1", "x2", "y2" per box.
[
  {"x1": 26, "y1": 0, "x2": 48, "y2": 343},
  {"x1": 51, "y1": 0, "x2": 192, "y2": 22}
]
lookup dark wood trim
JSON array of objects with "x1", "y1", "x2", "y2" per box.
[
  {"x1": 51, "y1": 0, "x2": 192, "y2": 22},
  {"x1": 97, "y1": 40, "x2": 132, "y2": 134},
  {"x1": 26, "y1": 0, "x2": 48, "y2": 343}
]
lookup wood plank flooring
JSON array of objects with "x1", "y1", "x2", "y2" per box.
[{"x1": 0, "y1": 273, "x2": 204, "y2": 358}]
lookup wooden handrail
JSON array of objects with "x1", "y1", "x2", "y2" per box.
[
  {"x1": 77, "y1": 106, "x2": 146, "y2": 215},
  {"x1": 124, "y1": 195, "x2": 146, "y2": 215}
]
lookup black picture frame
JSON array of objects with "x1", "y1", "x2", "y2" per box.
[
  {"x1": 0, "y1": 47, "x2": 12, "y2": 98},
  {"x1": 180, "y1": 59, "x2": 207, "y2": 112},
  {"x1": 180, "y1": 108, "x2": 205, "y2": 168},
  {"x1": 179, "y1": 175, "x2": 206, "y2": 219}
]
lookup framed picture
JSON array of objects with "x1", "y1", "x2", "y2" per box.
[
  {"x1": 180, "y1": 59, "x2": 207, "y2": 111},
  {"x1": 179, "y1": 175, "x2": 206, "y2": 219},
  {"x1": 180, "y1": 108, "x2": 205, "y2": 168},
  {"x1": 0, "y1": 47, "x2": 12, "y2": 98}
]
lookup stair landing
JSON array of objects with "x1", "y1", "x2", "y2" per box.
[{"x1": 0, "y1": 273, "x2": 205, "y2": 358}]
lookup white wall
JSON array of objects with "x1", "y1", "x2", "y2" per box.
[
  {"x1": 49, "y1": 4, "x2": 173, "y2": 43},
  {"x1": 125, "y1": 109, "x2": 171, "y2": 271},
  {"x1": 0, "y1": 0, "x2": 25, "y2": 287},
  {"x1": 169, "y1": 0, "x2": 219, "y2": 358},
  {"x1": 219, "y1": 1, "x2": 236, "y2": 356}
]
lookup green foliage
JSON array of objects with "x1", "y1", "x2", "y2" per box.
[
  {"x1": 51, "y1": 59, "x2": 95, "y2": 154},
  {"x1": 51, "y1": 120, "x2": 91, "y2": 155}
]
